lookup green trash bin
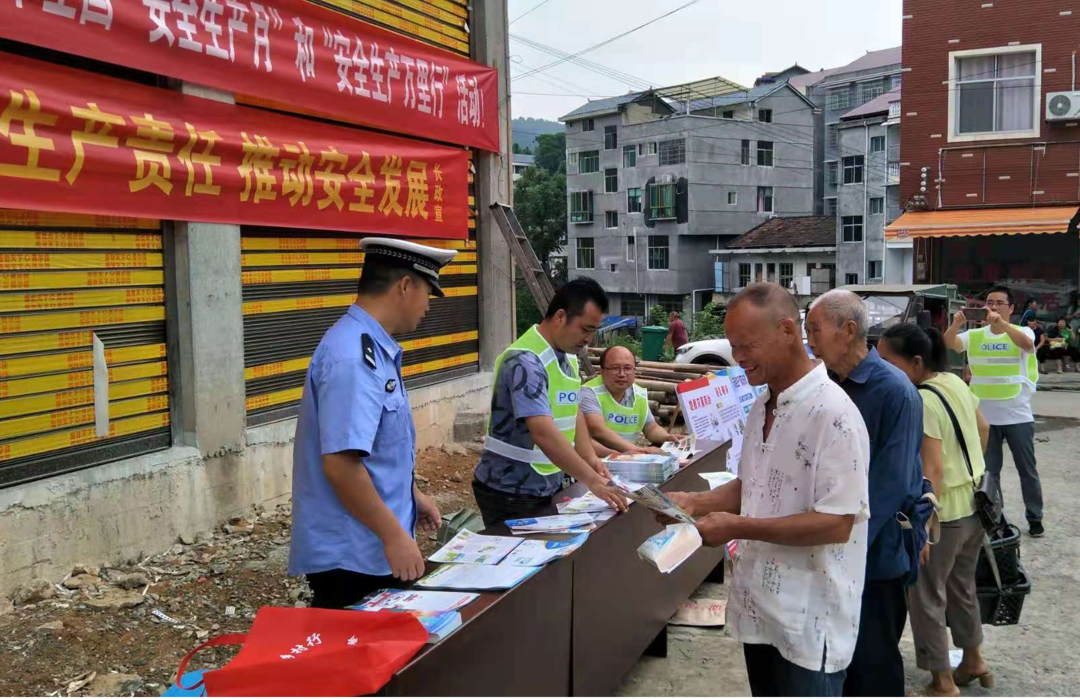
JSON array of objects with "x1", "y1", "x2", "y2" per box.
[{"x1": 641, "y1": 326, "x2": 667, "y2": 362}]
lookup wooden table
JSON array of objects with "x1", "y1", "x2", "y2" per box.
[{"x1": 382, "y1": 440, "x2": 729, "y2": 696}]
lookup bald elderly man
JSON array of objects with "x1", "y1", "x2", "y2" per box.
[{"x1": 580, "y1": 345, "x2": 672, "y2": 455}]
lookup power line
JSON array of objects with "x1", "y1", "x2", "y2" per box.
[{"x1": 509, "y1": 0, "x2": 553, "y2": 26}]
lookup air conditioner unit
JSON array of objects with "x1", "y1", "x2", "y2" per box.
[{"x1": 1046, "y1": 91, "x2": 1080, "y2": 121}]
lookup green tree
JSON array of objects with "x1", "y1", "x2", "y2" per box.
[
  {"x1": 515, "y1": 278, "x2": 543, "y2": 337},
  {"x1": 690, "y1": 303, "x2": 727, "y2": 341},
  {"x1": 513, "y1": 165, "x2": 567, "y2": 276},
  {"x1": 512, "y1": 142, "x2": 521, "y2": 155},
  {"x1": 648, "y1": 304, "x2": 668, "y2": 327},
  {"x1": 533, "y1": 132, "x2": 566, "y2": 175}
]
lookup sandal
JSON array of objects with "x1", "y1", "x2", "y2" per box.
[
  {"x1": 953, "y1": 668, "x2": 996, "y2": 689},
  {"x1": 923, "y1": 684, "x2": 960, "y2": 697}
]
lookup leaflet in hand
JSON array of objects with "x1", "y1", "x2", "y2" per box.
[
  {"x1": 501, "y1": 533, "x2": 589, "y2": 566},
  {"x1": 699, "y1": 471, "x2": 738, "y2": 490},
  {"x1": 428, "y1": 529, "x2": 522, "y2": 565},
  {"x1": 607, "y1": 480, "x2": 696, "y2": 524},
  {"x1": 416, "y1": 562, "x2": 542, "y2": 591},
  {"x1": 353, "y1": 589, "x2": 479, "y2": 613}
]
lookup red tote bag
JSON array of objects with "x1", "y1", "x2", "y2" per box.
[{"x1": 175, "y1": 607, "x2": 427, "y2": 696}]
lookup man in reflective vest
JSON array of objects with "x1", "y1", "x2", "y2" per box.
[
  {"x1": 581, "y1": 345, "x2": 672, "y2": 454},
  {"x1": 945, "y1": 285, "x2": 1043, "y2": 538},
  {"x1": 472, "y1": 278, "x2": 628, "y2": 526}
]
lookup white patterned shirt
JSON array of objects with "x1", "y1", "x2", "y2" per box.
[{"x1": 727, "y1": 362, "x2": 871, "y2": 673}]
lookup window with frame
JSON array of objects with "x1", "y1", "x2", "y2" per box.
[
  {"x1": 843, "y1": 155, "x2": 864, "y2": 184},
  {"x1": 891, "y1": 74, "x2": 902, "y2": 91},
  {"x1": 758, "y1": 109, "x2": 773, "y2": 123},
  {"x1": 638, "y1": 143, "x2": 645, "y2": 156},
  {"x1": 780, "y1": 263, "x2": 794, "y2": 288},
  {"x1": 868, "y1": 260, "x2": 882, "y2": 279},
  {"x1": 827, "y1": 161, "x2": 838, "y2": 186},
  {"x1": 766, "y1": 262, "x2": 776, "y2": 282},
  {"x1": 723, "y1": 110, "x2": 735, "y2": 119},
  {"x1": 647, "y1": 235, "x2": 670, "y2": 270},
  {"x1": 728, "y1": 191, "x2": 738, "y2": 206},
  {"x1": 605, "y1": 210, "x2": 618, "y2": 228},
  {"x1": 827, "y1": 88, "x2": 851, "y2": 111},
  {"x1": 559, "y1": 231, "x2": 568, "y2": 246},
  {"x1": 580, "y1": 150, "x2": 600, "y2": 173},
  {"x1": 568, "y1": 151, "x2": 579, "y2": 168},
  {"x1": 955, "y1": 49, "x2": 1037, "y2": 136},
  {"x1": 826, "y1": 198, "x2": 837, "y2": 216},
  {"x1": 576, "y1": 238, "x2": 595, "y2": 269},
  {"x1": 741, "y1": 139, "x2": 751, "y2": 166},
  {"x1": 582, "y1": 118, "x2": 595, "y2": 132},
  {"x1": 845, "y1": 273, "x2": 859, "y2": 285},
  {"x1": 757, "y1": 141, "x2": 774, "y2": 167},
  {"x1": 870, "y1": 136, "x2": 886, "y2": 153},
  {"x1": 870, "y1": 197, "x2": 885, "y2": 215},
  {"x1": 623, "y1": 144, "x2": 637, "y2": 168},
  {"x1": 605, "y1": 168, "x2": 618, "y2": 193},
  {"x1": 860, "y1": 80, "x2": 884, "y2": 104},
  {"x1": 570, "y1": 191, "x2": 592, "y2": 223},
  {"x1": 650, "y1": 183, "x2": 676, "y2": 219},
  {"x1": 827, "y1": 124, "x2": 838, "y2": 148},
  {"x1": 757, "y1": 186, "x2": 774, "y2": 214},
  {"x1": 623, "y1": 295, "x2": 646, "y2": 317},
  {"x1": 655, "y1": 295, "x2": 683, "y2": 315},
  {"x1": 627, "y1": 187, "x2": 642, "y2": 213},
  {"x1": 842, "y1": 215, "x2": 864, "y2": 242},
  {"x1": 648, "y1": 142, "x2": 658, "y2": 155},
  {"x1": 658, "y1": 139, "x2": 686, "y2": 166},
  {"x1": 738, "y1": 263, "x2": 751, "y2": 288},
  {"x1": 626, "y1": 236, "x2": 635, "y2": 262},
  {"x1": 604, "y1": 125, "x2": 617, "y2": 150}
]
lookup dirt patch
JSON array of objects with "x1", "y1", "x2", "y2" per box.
[{"x1": 0, "y1": 445, "x2": 481, "y2": 697}]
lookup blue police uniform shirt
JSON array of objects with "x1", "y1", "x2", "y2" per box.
[{"x1": 287, "y1": 304, "x2": 417, "y2": 577}]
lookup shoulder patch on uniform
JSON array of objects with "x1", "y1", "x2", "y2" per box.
[
  {"x1": 362, "y1": 334, "x2": 377, "y2": 369},
  {"x1": 385, "y1": 379, "x2": 397, "y2": 393}
]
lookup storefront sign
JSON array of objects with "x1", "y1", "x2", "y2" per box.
[
  {"x1": 0, "y1": 0, "x2": 498, "y2": 151},
  {"x1": 0, "y1": 51, "x2": 469, "y2": 238}
]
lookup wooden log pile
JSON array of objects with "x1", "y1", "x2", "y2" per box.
[{"x1": 585, "y1": 347, "x2": 726, "y2": 427}]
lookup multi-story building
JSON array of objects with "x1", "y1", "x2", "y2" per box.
[
  {"x1": 887, "y1": 0, "x2": 1080, "y2": 314},
  {"x1": 560, "y1": 80, "x2": 816, "y2": 317}
]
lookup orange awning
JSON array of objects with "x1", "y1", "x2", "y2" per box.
[{"x1": 885, "y1": 206, "x2": 1080, "y2": 239}]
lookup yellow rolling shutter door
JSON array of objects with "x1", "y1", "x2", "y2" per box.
[
  {"x1": 311, "y1": 0, "x2": 471, "y2": 57},
  {"x1": 0, "y1": 211, "x2": 171, "y2": 487}
]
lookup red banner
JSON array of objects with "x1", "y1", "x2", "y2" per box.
[
  {"x1": 0, "y1": 0, "x2": 499, "y2": 152},
  {"x1": 0, "y1": 51, "x2": 469, "y2": 238}
]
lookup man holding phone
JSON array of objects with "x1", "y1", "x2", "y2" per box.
[{"x1": 945, "y1": 286, "x2": 1043, "y2": 538}]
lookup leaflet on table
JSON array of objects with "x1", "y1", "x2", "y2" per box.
[
  {"x1": 607, "y1": 480, "x2": 696, "y2": 524},
  {"x1": 416, "y1": 562, "x2": 542, "y2": 591},
  {"x1": 502, "y1": 533, "x2": 589, "y2": 566},
  {"x1": 353, "y1": 589, "x2": 479, "y2": 613},
  {"x1": 349, "y1": 607, "x2": 463, "y2": 643},
  {"x1": 556, "y1": 491, "x2": 611, "y2": 515},
  {"x1": 661, "y1": 434, "x2": 697, "y2": 462},
  {"x1": 428, "y1": 529, "x2": 522, "y2": 565},
  {"x1": 505, "y1": 514, "x2": 596, "y2": 532}
]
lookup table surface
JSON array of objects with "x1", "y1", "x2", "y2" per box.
[{"x1": 383, "y1": 440, "x2": 731, "y2": 697}]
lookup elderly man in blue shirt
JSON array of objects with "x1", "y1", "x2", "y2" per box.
[
  {"x1": 806, "y1": 289, "x2": 924, "y2": 697},
  {"x1": 288, "y1": 238, "x2": 456, "y2": 610}
]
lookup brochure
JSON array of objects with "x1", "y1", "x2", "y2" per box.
[
  {"x1": 428, "y1": 529, "x2": 522, "y2": 565},
  {"x1": 416, "y1": 562, "x2": 542, "y2": 591},
  {"x1": 501, "y1": 533, "x2": 589, "y2": 566},
  {"x1": 353, "y1": 589, "x2": 479, "y2": 613},
  {"x1": 607, "y1": 480, "x2": 696, "y2": 524}
]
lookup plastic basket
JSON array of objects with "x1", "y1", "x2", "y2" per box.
[
  {"x1": 976, "y1": 522, "x2": 1022, "y2": 587},
  {"x1": 977, "y1": 562, "x2": 1031, "y2": 626}
]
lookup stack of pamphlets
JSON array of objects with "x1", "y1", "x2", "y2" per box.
[
  {"x1": 505, "y1": 513, "x2": 597, "y2": 535},
  {"x1": 349, "y1": 590, "x2": 480, "y2": 643},
  {"x1": 603, "y1": 453, "x2": 679, "y2": 483}
]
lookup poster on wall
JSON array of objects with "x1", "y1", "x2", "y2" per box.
[{"x1": 0, "y1": 52, "x2": 469, "y2": 238}]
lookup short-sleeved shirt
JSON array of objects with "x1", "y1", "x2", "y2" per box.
[
  {"x1": 473, "y1": 349, "x2": 573, "y2": 497},
  {"x1": 835, "y1": 347, "x2": 924, "y2": 582},
  {"x1": 288, "y1": 305, "x2": 417, "y2": 577},
  {"x1": 920, "y1": 372, "x2": 984, "y2": 523},
  {"x1": 670, "y1": 319, "x2": 689, "y2": 349},
  {"x1": 579, "y1": 383, "x2": 657, "y2": 426},
  {"x1": 1032, "y1": 325, "x2": 1045, "y2": 348},
  {"x1": 726, "y1": 362, "x2": 871, "y2": 674},
  {"x1": 957, "y1": 327, "x2": 1036, "y2": 425}
]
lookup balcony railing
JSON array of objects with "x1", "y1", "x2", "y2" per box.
[
  {"x1": 889, "y1": 101, "x2": 901, "y2": 119},
  {"x1": 887, "y1": 162, "x2": 900, "y2": 184}
]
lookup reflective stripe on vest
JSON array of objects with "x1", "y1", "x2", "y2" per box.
[
  {"x1": 484, "y1": 325, "x2": 580, "y2": 476},
  {"x1": 584, "y1": 376, "x2": 649, "y2": 440},
  {"x1": 967, "y1": 326, "x2": 1038, "y2": 401}
]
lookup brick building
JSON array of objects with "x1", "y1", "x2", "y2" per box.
[{"x1": 887, "y1": 0, "x2": 1080, "y2": 316}]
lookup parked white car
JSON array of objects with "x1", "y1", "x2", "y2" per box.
[{"x1": 674, "y1": 312, "x2": 809, "y2": 366}]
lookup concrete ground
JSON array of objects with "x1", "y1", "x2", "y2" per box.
[{"x1": 617, "y1": 391, "x2": 1080, "y2": 697}]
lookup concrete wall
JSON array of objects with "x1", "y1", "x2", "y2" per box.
[
  {"x1": 837, "y1": 118, "x2": 891, "y2": 284},
  {"x1": 716, "y1": 249, "x2": 837, "y2": 294}
]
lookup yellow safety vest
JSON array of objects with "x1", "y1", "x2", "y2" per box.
[
  {"x1": 967, "y1": 326, "x2": 1038, "y2": 401},
  {"x1": 584, "y1": 376, "x2": 649, "y2": 443},
  {"x1": 484, "y1": 325, "x2": 580, "y2": 475}
]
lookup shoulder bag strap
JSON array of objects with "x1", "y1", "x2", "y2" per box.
[{"x1": 175, "y1": 633, "x2": 248, "y2": 690}]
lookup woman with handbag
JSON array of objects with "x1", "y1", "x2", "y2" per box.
[{"x1": 878, "y1": 324, "x2": 996, "y2": 697}]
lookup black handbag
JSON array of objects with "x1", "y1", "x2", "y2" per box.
[{"x1": 917, "y1": 384, "x2": 1002, "y2": 535}]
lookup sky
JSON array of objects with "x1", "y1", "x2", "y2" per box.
[{"x1": 508, "y1": 0, "x2": 903, "y2": 122}]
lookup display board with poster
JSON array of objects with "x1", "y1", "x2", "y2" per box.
[{"x1": 675, "y1": 374, "x2": 745, "y2": 475}]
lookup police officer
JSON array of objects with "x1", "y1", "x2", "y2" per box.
[
  {"x1": 472, "y1": 278, "x2": 628, "y2": 527},
  {"x1": 580, "y1": 345, "x2": 672, "y2": 455},
  {"x1": 288, "y1": 238, "x2": 456, "y2": 609}
]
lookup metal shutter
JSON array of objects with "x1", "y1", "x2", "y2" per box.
[
  {"x1": 0, "y1": 210, "x2": 171, "y2": 488},
  {"x1": 242, "y1": 222, "x2": 479, "y2": 426},
  {"x1": 310, "y1": 0, "x2": 471, "y2": 57}
]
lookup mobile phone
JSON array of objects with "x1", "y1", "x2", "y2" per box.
[{"x1": 962, "y1": 306, "x2": 988, "y2": 322}]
